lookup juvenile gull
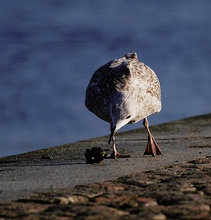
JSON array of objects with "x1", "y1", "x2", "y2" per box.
[{"x1": 85, "y1": 52, "x2": 162, "y2": 158}]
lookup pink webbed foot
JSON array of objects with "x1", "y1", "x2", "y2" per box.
[
  {"x1": 143, "y1": 134, "x2": 162, "y2": 157},
  {"x1": 143, "y1": 118, "x2": 162, "y2": 157},
  {"x1": 106, "y1": 151, "x2": 130, "y2": 159}
]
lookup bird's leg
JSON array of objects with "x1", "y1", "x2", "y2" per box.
[
  {"x1": 107, "y1": 131, "x2": 130, "y2": 159},
  {"x1": 143, "y1": 118, "x2": 162, "y2": 156},
  {"x1": 108, "y1": 135, "x2": 121, "y2": 158}
]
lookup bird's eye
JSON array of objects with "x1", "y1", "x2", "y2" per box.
[{"x1": 126, "y1": 115, "x2": 131, "y2": 119}]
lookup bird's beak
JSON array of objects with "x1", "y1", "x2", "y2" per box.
[{"x1": 108, "y1": 125, "x2": 116, "y2": 144}]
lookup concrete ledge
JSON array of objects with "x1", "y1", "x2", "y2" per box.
[{"x1": 0, "y1": 113, "x2": 210, "y2": 218}]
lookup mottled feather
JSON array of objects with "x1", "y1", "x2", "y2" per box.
[{"x1": 85, "y1": 52, "x2": 161, "y2": 125}]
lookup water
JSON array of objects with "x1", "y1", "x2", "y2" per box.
[{"x1": 0, "y1": 0, "x2": 211, "y2": 157}]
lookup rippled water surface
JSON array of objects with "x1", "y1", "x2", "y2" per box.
[{"x1": 0, "y1": 1, "x2": 211, "y2": 156}]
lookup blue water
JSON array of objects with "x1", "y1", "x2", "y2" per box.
[{"x1": 0, "y1": 1, "x2": 211, "y2": 157}]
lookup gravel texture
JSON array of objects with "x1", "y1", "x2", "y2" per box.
[{"x1": 0, "y1": 156, "x2": 211, "y2": 219}]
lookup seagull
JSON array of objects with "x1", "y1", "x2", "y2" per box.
[{"x1": 85, "y1": 52, "x2": 162, "y2": 158}]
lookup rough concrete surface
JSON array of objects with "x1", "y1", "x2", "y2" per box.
[{"x1": 0, "y1": 113, "x2": 210, "y2": 219}]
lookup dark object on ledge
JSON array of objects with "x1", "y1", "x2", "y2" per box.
[{"x1": 85, "y1": 147, "x2": 107, "y2": 164}]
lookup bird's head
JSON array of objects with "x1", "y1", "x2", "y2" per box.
[{"x1": 108, "y1": 93, "x2": 136, "y2": 144}]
